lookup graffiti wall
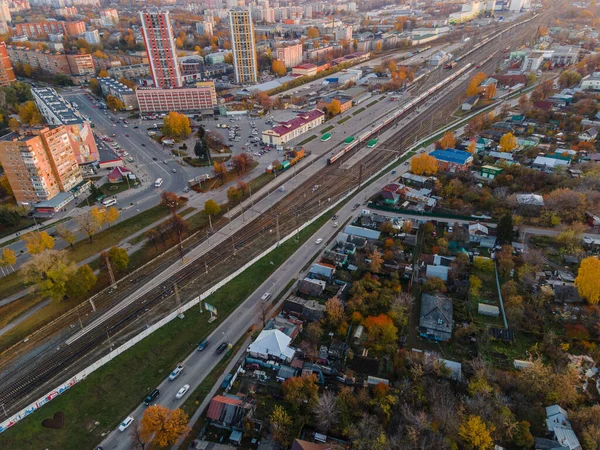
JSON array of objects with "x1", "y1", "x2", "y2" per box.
[{"x1": 66, "y1": 123, "x2": 99, "y2": 165}]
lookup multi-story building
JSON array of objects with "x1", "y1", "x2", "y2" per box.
[
  {"x1": 65, "y1": 20, "x2": 86, "y2": 37},
  {"x1": 139, "y1": 10, "x2": 183, "y2": 89},
  {"x1": 0, "y1": 42, "x2": 15, "y2": 87},
  {"x1": 229, "y1": 9, "x2": 258, "y2": 84},
  {"x1": 97, "y1": 77, "x2": 138, "y2": 110},
  {"x1": 276, "y1": 42, "x2": 302, "y2": 68},
  {"x1": 0, "y1": 1, "x2": 11, "y2": 22},
  {"x1": 80, "y1": 29, "x2": 100, "y2": 45},
  {"x1": 0, "y1": 126, "x2": 83, "y2": 206},
  {"x1": 56, "y1": 6, "x2": 77, "y2": 17},
  {"x1": 100, "y1": 8, "x2": 118, "y2": 26},
  {"x1": 31, "y1": 87, "x2": 99, "y2": 165},
  {"x1": 334, "y1": 25, "x2": 352, "y2": 42},
  {"x1": 205, "y1": 51, "x2": 231, "y2": 65},
  {"x1": 196, "y1": 20, "x2": 213, "y2": 36},
  {"x1": 107, "y1": 63, "x2": 150, "y2": 80},
  {"x1": 7, "y1": 45, "x2": 95, "y2": 77},
  {"x1": 135, "y1": 81, "x2": 217, "y2": 114},
  {"x1": 262, "y1": 110, "x2": 325, "y2": 145},
  {"x1": 16, "y1": 21, "x2": 66, "y2": 38},
  {"x1": 180, "y1": 55, "x2": 204, "y2": 76}
]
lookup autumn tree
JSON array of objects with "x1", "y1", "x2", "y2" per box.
[
  {"x1": 518, "y1": 93, "x2": 531, "y2": 111},
  {"x1": 307, "y1": 27, "x2": 319, "y2": 39},
  {"x1": 499, "y1": 132, "x2": 517, "y2": 152},
  {"x1": 204, "y1": 199, "x2": 220, "y2": 216},
  {"x1": 328, "y1": 99, "x2": 342, "y2": 116},
  {"x1": 466, "y1": 72, "x2": 487, "y2": 96},
  {"x1": 313, "y1": 392, "x2": 339, "y2": 433},
  {"x1": 410, "y1": 153, "x2": 438, "y2": 175},
  {"x1": 575, "y1": 257, "x2": 600, "y2": 304},
  {"x1": 56, "y1": 224, "x2": 77, "y2": 250},
  {"x1": 66, "y1": 264, "x2": 96, "y2": 299},
  {"x1": 213, "y1": 161, "x2": 227, "y2": 185},
  {"x1": 459, "y1": 415, "x2": 495, "y2": 450},
  {"x1": 484, "y1": 83, "x2": 497, "y2": 99},
  {"x1": 105, "y1": 246, "x2": 129, "y2": 272},
  {"x1": 270, "y1": 405, "x2": 294, "y2": 447},
  {"x1": 282, "y1": 374, "x2": 319, "y2": 409},
  {"x1": 22, "y1": 231, "x2": 54, "y2": 254},
  {"x1": 545, "y1": 188, "x2": 587, "y2": 223},
  {"x1": 325, "y1": 297, "x2": 345, "y2": 328},
  {"x1": 439, "y1": 131, "x2": 456, "y2": 150},
  {"x1": 558, "y1": 70, "x2": 582, "y2": 88},
  {"x1": 162, "y1": 112, "x2": 191, "y2": 139},
  {"x1": 422, "y1": 276, "x2": 447, "y2": 293},
  {"x1": 106, "y1": 94, "x2": 125, "y2": 111},
  {"x1": 231, "y1": 153, "x2": 253, "y2": 174},
  {"x1": 227, "y1": 186, "x2": 242, "y2": 204},
  {"x1": 369, "y1": 249, "x2": 383, "y2": 272},
  {"x1": 8, "y1": 117, "x2": 20, "y2": 131},
  {"x1": 23, "y1": 250, "x2": 76, "y2": 301},
  {"x1": 271, "y1": 59, "x2": 286, "y2": 77},
  {"x1": 76, "y1": 211, "x2": 100, "y2": 243},
  {"x1": 139, "y1": 405, "x2": 189, "y2": 447},
  {"x1": 306, "y1": 321, "x2": 323, "y2": 345},
  {"x1": 0, "y1": 247, "x2": 16, "y2": 273},
  {"x1": 363, "y1": 314, "x2": 398, "y2": 353},
  {"x1": 254, "y1": 91, "x2": 273, "y2": 110},
  {"x1": 18, "y1": 101, "x2": 43, "y2": 126},
  {"x1": 467, "y1": 140, "x2": 477, "y2": 154},
  {"x1": 104, "y1": 206, "x2": 119, "y2": 227}
]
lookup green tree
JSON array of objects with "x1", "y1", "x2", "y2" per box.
[
  {"x1": 23, "y1": 250, "x2": 76, "y2": 301},
  {"x1": 497, "y1": 213, "x2": 514, "y2": 244},
  {"x1": 107, "y1": 246, "x2": 129, "y2": 272},
  {"x1": 66, "y1": 264, "x2": 97, "y2": 298},
  {"x1": 204, "y1": 199, "x2": 220, "y2": 216}
]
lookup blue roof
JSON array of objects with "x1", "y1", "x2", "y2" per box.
[{"x1": 430, "y1": 148, "x2": 472, "y2": 165}]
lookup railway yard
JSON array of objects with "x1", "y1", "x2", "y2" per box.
[{"x1": 0, "y1": 8, "x2": 552, "y2": 428}]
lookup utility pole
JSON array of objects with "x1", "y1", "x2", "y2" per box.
[
  {"x1": 106, "y1": 255, "x2": 117, "y2": 288},
  {"x1": 175, "y1": 283, "x2": 184, "y2": 318},
  {"x1": 205, "y1": 260, "x2": 209, "y2": 274},
  {"x1": 276, "y1": 214, "x2": 280, "y2": 247},
  {"x1": 358, "y1": 164, "x2": 363, "y2": 189},
  {"x1": 232, "y1": 234, "x2": 236, "y2": 256},
  {"x1": 106, "y1": 328, "x2": 113, "y2": 351},
  {"x1": 208, "y1": 214, "x2": 213, "y2": 231},
  {"x1": 77, "y1": 309, "x2": 83, "y2": 331}
]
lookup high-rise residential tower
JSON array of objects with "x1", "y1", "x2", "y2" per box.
[
  {"x1": 139, "y1": 10, "x2": 182, "y2": 89},
  {"x1": 229, "y1": 9, "x2": 258, "y2": 84}
]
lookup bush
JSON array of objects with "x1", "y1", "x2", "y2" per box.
[{"x1": 183, "y1": 157, "x2": 210, "y2": 167}]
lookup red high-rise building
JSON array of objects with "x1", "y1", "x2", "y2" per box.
[
  {"x1": 139, "y1": 10, "x2": 182, "y2": 89},
  {"x1": 0, "y1": 42, "x2": 15, "y2": 87}
]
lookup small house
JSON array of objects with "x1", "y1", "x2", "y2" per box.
[
  {"x1": 480, "y1": 165, "x2": 503, "y2": 180},
  {"x1": 578, "y1": 127, "x2": 599, "y2": 142},
  {"x1": 430, "y1": 149, "x2": 473, "y2": 172},
  {"x1": 419, "y1": 293, "x2": 453, "y2": 342},
  {"x1": 462, "y1": 95, "x2": 480, "y2": 111}
]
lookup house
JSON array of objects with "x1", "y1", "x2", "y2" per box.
[
  {"x1": 283, "y1": 295, "x2": 326, "y2": 321},
  {"x1": 262, "y1": 110, "x2": 325, "y2": 146},
  {"x1": 297, "y1": 278, "x2": 327, "y2": 297},
  {"x1": 343, "y1": 224, "x2": 381, "y2": 240},
  {"x1": 488, "y1": 151, "x2": 515, "y2": 162},
  {"x1": 533, "y1": 101, "x2": 554, "y2": 112},
  {"x1": 533, "y1": 155, "x2": 570, "y2": 171},
  {"x1": 107, "y1": 166, "x2": 132, "y2": 183},
  {"x1": 517, "y1": 193, "x2": 544, "y2": 207},
  {"x1": 206, "y1": 394, "x2": 252, "y2": 429},
  {"x1": 421, "y1": 254, "x2": 454, "y2": 281},
  {"x1": 309, "y1": 262, "x2": 336, "y2": 280},
  {"x1": 578, "y1": 127, "x2": 599, "y2": 142},
  {"x1": 247, "y1": 329, "x2": 295, "y2": 362},
  {"x1": 480, "y1": 165, "x2": 504, "y2": 179},
  {"x1": 553, "y1": 284, "x2": 582, "y2": 304},
  {"x1": 462, "y1": 95, "x2": 480, "y2": 111},
  {"x1": 478, "y1": 303, "x2": 500, "y2": 317},
  {"x1": 429, "y1": 149, "x2": 473, "y2": 172},
  {"x1": 419, "y1": 293, "x2": 453, "y2": 341},
  {"x1": 381, "y1": 190, "x2": 400, "y2": 205},
  {"x1": 544, "y1": 405, "x2": 582, "y2": 450},
  {"x1": 291, "y1": 439, "x2": 334, "y2": 450},
  {"x1": 400, "y1": 173, "x2": 436, "y2": 188}
]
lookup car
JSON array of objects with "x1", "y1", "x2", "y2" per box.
[
  {"x1": 245, "y1": 363, "x2": 260, "y2": 371},
  {"x1": 124, "y1": 124, "x2": 128, "y2": 128},
  {"x1": 169, "y1": 365, "x2": 184, "y2": 381},
  {"x1": 352, "y1": 203, "x2": 360, "y2": 210},
  {"x1": 391, "y1": 170, "x2": 397, "y2": 175},
  {"x1": 172, "y1": 168, "x2": 177, "y2": 173},
  {"x1": 163, "y1": 160, "x2": 169, "y2": 164},
  {"x1": 197, "y1": 339, "x2": 209, "y2": 351},
  {"x1": 111, "y1": 134, "x2": 116, "y2": 137},
  {"x1": 176, "y1": 384, "x2": 190, "y2": 399},
  {"x1": 333, "y1": 222, "x2": 338, "y2": 228},
  {"x1": 133, "y1": 125, "x2": 139, "y2": 129},
  {"x1": 141, "y1": 143, "x2": 146, "y2": 147},
  {"x1": 93, "y1": 105, "x2": 97, "y2": 108},
  {"x1": 144, "y1": 388, "x2": 160, "y2": 405},
  {"x1": 152, "y1": 157, "x2": 158, "y2": 161},
  {"x1": 448, "y1": 226, "x2": 453, "y2": 233},
  {"x1": 119, "y1": 416, "x2": 134, "y2": 431},
  {"x1": 332, "y1": 215, "x2": 338, "y2": 221},
  {"x1": 113, "y1": 124, "x2": 116, "y2": 127},
  {"x1": 404, "y1": 161, "x2": 409, "y2": 165},
  {"x1": 125, "y1": 134, "x2": 129, "y2": 137},
  {"x1": 216, "y1": 342, "x2": 228, "y2": 354},
  {"x1": 315, "y1": 238, "x2": 323, "y2": 244}
]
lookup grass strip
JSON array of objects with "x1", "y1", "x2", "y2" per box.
[
  {"x1": 321, "y1": 125, "x2": 334, "y2": 134},
  {"x1": 0, "y1": 209, "x2": 333, "y2": 450},
  {"x1": 352, "y1": 107, "x2": 366, "y2": 116},
  {"x1": 337, "y1": 117, "x2": 350, "y2": 125},
  {"x1": 0, "y1": 217, "x2": 71, "y2": 247},
  {"x1": 366, "y1": 100, "x2": 379, "y2": 108},
  {"x1": 297, "y1": 135, "x2": 317, "y2": 146}
]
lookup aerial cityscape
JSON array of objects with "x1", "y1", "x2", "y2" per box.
[{"x1": 0, "y1": 0, "x2": 599, "y2": 449}]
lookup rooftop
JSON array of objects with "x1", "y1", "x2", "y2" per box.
[
  {"x1": 430, "y1": 148, "x2": 472, "y2": 165},
  {"x1": 32, "y1": 87, "x2": 85, "y2": 125},
  {"x1": 98, "y1": 77, "x2": 135, "y2": 95},
  {"x1": 265, "y1": 110, "x2": 325, "y2": 137}
]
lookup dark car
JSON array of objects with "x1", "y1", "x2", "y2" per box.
[
  {"x1": 197, "y1": 339, "x2": 209, "y2": 351},
  {"x1": 144, "y1": 388, "x2": 160, "y2": 406},
  {"x1": 142, "y1": 143, "x2": 146, "y2": 147},
  {"x1": 216, "y1": 342, "x2": 228, "y2": 354},
  {"x1": 152, "y1": 157, "x2": 158, "y2": 161}
]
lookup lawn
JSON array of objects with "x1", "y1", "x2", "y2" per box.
[
  {"x1": 365, "y1": 99, "x2": 379, "y2": 108},
  {"x1": 0, "y1": 217, "x2": 36, "y2": 240},
  {"x1": 196, "y1": 163, "x2": 259, "y2": 192},
  {"x1": 352, "y1": 107, "x2": 366, "y2": 116},
  {"x1": 0, "y1": 210, "x2": 333, "y2": 450},
  {"x1": 297, "y1": 135, "x2": 317, "y2": 146},
  {"x1": 0, "y1": 270, "x2": 32, "y2": 302},
  {"x1": 77, "y1": 182, "x2": 133, "y2": 208},
  {"x1": 0, "y1": 294, "x2": 44, "y2": 330},
  {"x1": 338, "y1": 117, "x2": 350, "y2": 125},
  {"x1": 321, "y1": 125, "x2": 334, "y2": 134}
]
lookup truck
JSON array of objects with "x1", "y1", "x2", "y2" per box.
[{"x1": 444, "y1": 61, "x2": 457, "y2": 69}]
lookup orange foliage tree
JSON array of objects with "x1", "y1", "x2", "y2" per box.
[
  {"x1": 140, "y1": 405, "x2": 189, "y2": 447},
  {"x1": 410, "y1": 153, "x2": 438, "y2": 175}
]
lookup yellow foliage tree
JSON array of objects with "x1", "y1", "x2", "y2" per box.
[
  {"x1": 499, "y1": 132, "x2": 517, "y2": 152},
  {"x1": 104, "y1": 206, "x2": 120, "y2": 227},
  {"x1": 18, "y1": 101, "x2": 43, "y2": 126},
  {"x1": 575, "y1": 257, "x2": 600, "y2": 304},
  {"x1": 484, "y1": 83, "x2": 497, "y2": 100},
  {"x1": 439, "y1": 131, "x2": 456, "y2": 150},
  {"x1": 90, "y1": 206, "x2": 106, "y2": 230},
  {"x1": 270, "y1": 405, "x2": 294, "y2": 446},
  {"x1": 140, "y1": 405, "x2": 189, "y2": 447},
  {"x1": 162, "y1": 112, "x2": 192, "y2": 139},
  {"x1": 98, "y1": 69, "x2": 109, "y2": 77},
  {"x1": 307, "y1": 27, "x2": 319, "y2": 39},
  {"x1": 106, "y1": 94, "x2": 125, "y2": 111},
  {"x1": 467, "y1": 140, "x2": 477, "y2": 154},
  {"x1": 328, "y1": 99, "x2": 342, "y2": 116},
  {"x1": 466, "y1": 72, "x2": 487, "y2": 97},
  {"x1": 459, "y1": 415, "x2": 495, "y2": 450},
  {"x1": 22, "y1": 231, "x2": 55, "y2": 255},
  {"x1": 0, "y1": 247, "x2": 16, "y2": 272},
  {"x1": 271, "y1": 59, "x2": 287, "y2": 77},
  {"x1": 410, "y1": 153, "x2": 438, "y2": 175}
]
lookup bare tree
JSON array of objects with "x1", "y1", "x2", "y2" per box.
[
  {"x1": 259, "y1": 301, "x2": 270, "y2": 327},
  {"x1": 313, "y1": 391, "x2": 339, "y2": 433},
  {"x1": 75, "y1": 212, "x2": 99, "y2": 243},
  {"x1": 130, "y1": 424, "x2": 148, "y2": 449}
]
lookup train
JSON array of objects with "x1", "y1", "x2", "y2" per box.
[{"x1": 326, "y1": 14, "x2": 538, "y2": 166}]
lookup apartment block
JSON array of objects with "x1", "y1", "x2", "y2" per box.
[
  {"x1": 6, "y1": 45, "x2": 94, "y2": 77},
  {"x1": 0, "y1": 42, "x2": 15, "y2": 86},
  {"x1": 97, "y1": 77, "x2": 138, "y2": 110},
  {"x1": 276, "y1": 43, "x2": 302, "y2": 68},
  {"x1": 100, "y1": 8, "x2": 118, "y2": 26},
  {"x1": 196, "y1": 21, "x2": 213, "y2": 36},
  {"x1": 229, "y1": 9, "x2": 258, "y2": 84},
  {"x1": 135, "y1": 82, "x2": 217, "y2": 114},
  {"x1": 0, "y1": 126, "x2": 82, "y2": 205},
  {"x1": 107, "y1": 63, "x2": 150, "y2": 80},
  {"x1": 65, "y1": 20, "x2": 86, "y2": 37}
]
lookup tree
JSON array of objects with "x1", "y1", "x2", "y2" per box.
[
  {"x1": 518, "y1": 93, "x2": 531, "y2": 111},
  {"x1": 282, "y1": 374, "x2": 319, "y2": 408},
  {"x1": 106, "y1": 246, "x2": 129, "y2": 272},
  {"x1": 439, "y1": 131, "x2": 456, "y2": 150},
  {"x1": 469, "y1": 275, "x2": 482, "y2": 298},
  {"x1": 558, "y1": 70, "x2": 582, "y2": 88},
  {"x1": 467, "y1": 140, "x2": 477, "y2": 154},
  {"x1": 270, "y1": 405, "x2": 294, "y2": 447},
  {"x1": 194, "y1": 138, "x2": 210, "y2": 161},
  {"x1": 313, "y1": 392, "x2": 339, "y2": 433},
  {"x1": 139, "y1": 405, "x2": 189, "y2": 447},
  {"x1": 89, "y1": 78, "x2": 101, "y2": 96},
  {"x1": 23, "y1": 250, "x2": 76, "y2": 301},
  {"x1": 22, "y1": 231, "x2": 54, "y2": 255},
  {"x1": 410, "y1": 153, "x2": 438, "y2": 175},
  {"x1": 56, "y1": 224, "x2": 77, "y2": 250},
  {"x1": 8, "y1": 117, "x2": 20, "y2": 131},
  {"x1": 328, "y1": 99, "x2": 342, "y2": 116},
  {"x1": 254, "y1": 91, "x2": 273, "y2": 110},
  {"x1": 162, "y1": 112, "x2": 191, "y2": 139},
  {"x1": 545, "y1": 189, "x2": 587, "y2": 223},
  {"x1": 66, "y1": 264, "x2": 96, "y2": 298},
  {"x1": 497, "y1": 245, "x2": 514, "y2": 279},
  {"x1": 271, "y1": 59, "x2": 286, "y2": 77},
  {"x1": 466, "y1": 72, "x2": 487, "y2": 96},
  {"x1": 575, "y1": 257, "x2": 600, "y2": 304},
  {"x1": 204, "y1": 199, "x2": 220, "y2": 216},
  {"x1": 325, "y1": 297, "x2": 345, "y2": 327},
  {"x1": 0, "y1": 247, "x2": 16, "y2": 273},
  {"x1": 231, "y1": 153, "x2": 253, "y2": 174},
  {"x1": 499, "y1": 132, "x2": 517, "y2": 152},
  {"x1": 90, "y1": 206, "x2": 107, "y2": 230},
  {"x1": 98, "y1": 69, "x2": 109, "y2": 77},
  {"x1": 76, "y1": 211, "x2": 100, "y2": 243},
  {"x1": 306, "y1": 321, "x2": 323, "y2": 345},
  {"x1": 422, "y1": 276, "x2": 447, "y2": 293},
  {"x1": 160, "y1": 191, "x2": 181, "y2": 211},
  {"x1": 227, "y1": 186, "x2": 242, "y2": 204},
  {"x1": 213, "y1": 162, "x2": 227, "y2": 185},
  {"x1": 106, "y1": 94, "x2": 125, "y2": 111},
  {"x1": 363, "y1": 314, "x2": 398, "y2": 353},
  {"x1": 484, "y1": 83, "x2": 497, "y2": 100},
  {"x1": 105, "y1": 206, "x2": 119, "y2": 227},
  {"x1": 307, "y1": 27, "x2": 319, "y2": 39},
  {"x1": 18, "y1": 101, "x2": 43, "y2": 125},
  {"x1": 369, "y1": 249, "x2": 383, "y2": 272},
  {"x1": 459, "y1": 415, "x2": 495, "y2": 450},
  {"x1": 497, "y1": 213, "x2": 514, "y2": 244}
]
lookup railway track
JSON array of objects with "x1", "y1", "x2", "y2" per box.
[{"x1": 0, "y1": 10, "x2": 550, "y2": 419}]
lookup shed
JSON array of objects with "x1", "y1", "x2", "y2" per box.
[{"x1": 478, "y1": 303, "x2": 500, "y2": 317}]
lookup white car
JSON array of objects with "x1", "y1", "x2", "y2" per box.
[
  {"x1": 119, "y1": 416, "x2": 134, "y2": 432},
  {"x1": 315, "y1": 238, "x2": 323, "y2": 244},
  {"x1": 333, "y1": 222, "x2": 338, "y2": 228},
  {"x1": 176, "y1": 384, "x2": 190, "y2": 399},
  {"x1": 169, "y1": 365, "x2": 184, "y2": 381}
]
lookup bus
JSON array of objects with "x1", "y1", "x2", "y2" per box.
[
  {"x1": 321, "y1": 133, "x2": 332, "y2": 142},
  {"x1": 154, "y1": 178, "x2": 163, "y2": 188}
]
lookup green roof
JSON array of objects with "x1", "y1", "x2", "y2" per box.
[
  {"x1": 344, "y1": 136, "x2": 355, "y2": 144},
  {"x1": 321, "y1": 133, "x2": 332, "y2": 141}
]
